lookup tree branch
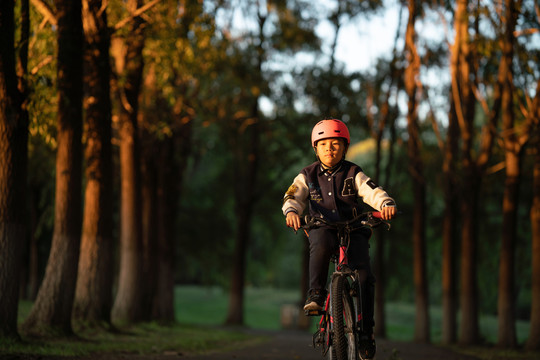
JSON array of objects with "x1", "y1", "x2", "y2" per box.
[
  {"x1": 114, "y1": 0, "x2": 161, "y2": 30},
  {"x1": 30, "y1": 0, "x2": 57, "y2": 26}
]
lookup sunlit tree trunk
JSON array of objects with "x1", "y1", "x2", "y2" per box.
[
  {"x1": 0, "y1": 0, "x2": 29, "y2": 340},
  {"x1": 404, "y1": 0, "x2": 430, "y2": 343},
  {"x1": 23, "y1": 0, "x2": 83, "y2": 336},
  {"x1": 497, "y1": 0, "x2": 519, "y2": 348},
  {"x1": 452, "y1": 0, "x2": 484, "y2": 345},
  {"x1": 73, "y1": 0, "x2": 114, "y2": 327},
  {"x1": 111, "y1": 0, "x2": 146, "y2": 325},
  {"x1": 369, "y1": 78, "x2": 398, "y2": 340},
  {"x1": 442, "y1": 0, "x2": 469, "y2": 343},
  {"x1": 371, "y1": 17, "x2": 400, "y2": 337}
]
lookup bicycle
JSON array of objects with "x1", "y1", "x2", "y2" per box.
[{"x1": 299, "y1": 211, "x2": 390, "y2": 360}]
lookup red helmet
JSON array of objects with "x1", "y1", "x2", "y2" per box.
[{"x1": 311, "y1": 119, "x2": 350, "y2": 148}]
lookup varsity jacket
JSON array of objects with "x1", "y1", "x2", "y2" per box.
[{"x1": 282, "y1": 160, "x2": 396, "y2": 222}]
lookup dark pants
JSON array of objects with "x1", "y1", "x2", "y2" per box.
[{"x1": 308, "y1": 226, "x2": 376, "y2": 330}]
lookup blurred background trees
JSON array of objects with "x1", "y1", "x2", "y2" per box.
[{"x1": 0, "y1": 0, "x2": 539, "y2": 350}]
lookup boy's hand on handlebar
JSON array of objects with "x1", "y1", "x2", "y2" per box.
[
  {"x1": 380, "y1": 206, "x2": 396, "y2": 220},
  {"x1": 286, "y1": 212, "x2": 301, "y2": 231}
]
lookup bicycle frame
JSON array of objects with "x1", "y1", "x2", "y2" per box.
[{"x1": 305, "y1": 212, "x2": 388, "y2": 360}]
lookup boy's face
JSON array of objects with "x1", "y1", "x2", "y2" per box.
[{"x1": 315, "y1": 137, "x2": 346, "y2": 168}]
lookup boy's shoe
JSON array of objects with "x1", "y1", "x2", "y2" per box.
[
  {"x1": 303, "y1": 289, "x2": 326, "y2": 311},
  {"x1": 358, "y1": 332, "x2": 376, "y2": 360}
]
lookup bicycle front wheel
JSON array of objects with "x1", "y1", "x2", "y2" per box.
[{"x1": 331, "y1": 274, "x2": 357, "y2": 360}]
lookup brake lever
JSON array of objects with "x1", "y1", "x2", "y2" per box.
[{"x1": 361, "y1": 214, "x2": 391, "y2": 230}]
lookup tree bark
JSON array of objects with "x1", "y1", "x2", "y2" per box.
[
  {"x1": 497, "y1": 0, "x2": 518, "y2": 348},
  {"x1": 151, "y1": 93, "x2": 192, "y2": 321},
  {"x1": 149, "y1": 138, "x2": 176, "y2": 322},
  {"x1": 0, "y1": 0, "x2": 29, "y2": 340},
  {"x1": 140, "y1": 135, "x2": 158, "y2": 322},
  {"x1": 441, "y1": 99, "x2": 459, "y2": 344},
  {"x1": 73, "y1": 0, "x2": 114, "y2": 328},
  {"x1": 111, "y1": 0, "x2": 146, "y2": 325},
  {"x1": 452, "y1": 0, "x2": 490, "y2": 345},
  {"x1": 528, "y1": 127, "x2": 540, "y2": 350},
  {"x1": 404, "y1": 0, "x2": 430, "y2": 343},
  {"x1": 442, "y1": 0, "x2": 468, "y2": 341},
  {"x1": 23, "y1": 0, "x2": 83, "y2": 336}
]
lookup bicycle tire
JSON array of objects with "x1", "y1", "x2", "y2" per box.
[{"x1": 331, "y1": 275, "x2": 357, "y2": 360}]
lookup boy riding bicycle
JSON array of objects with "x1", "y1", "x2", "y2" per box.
[{"x1": 282, "y1": 119, "x2": 396, "y2": 359}]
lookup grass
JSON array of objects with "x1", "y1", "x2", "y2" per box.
[
  {"x1": 6, "y1": 288, "x2": 265, "y2": 358},
  {"x1": 175, "y1": 285, "x2": 301, "y2": 329},
  {"x1": 1, "y1": 322, "x2": 256, "y2": 357},
  {"x1": 5, "y1": 285, "x2": 538, "y2": 359},
  {"x1": 175, "y1": 286, "x2": 539, "y2": 360},
  {"x1": 176, "y1": 286, "x2": 532, "y2": 344},
  {"x1": 384, "y1": 302, "x2": 531, "y2": 344}
]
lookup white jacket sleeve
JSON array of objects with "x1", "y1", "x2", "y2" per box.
[
  {"x1": 282, "y1": 173, "x2": 309, "y2": 215},
  {"x1": 355, "y1": 172, "x2": 396, "y2": 210}
]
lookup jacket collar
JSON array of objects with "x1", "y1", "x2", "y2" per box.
[{"x1": 318, "y1": 160, "x2": 344, "y2": 176}]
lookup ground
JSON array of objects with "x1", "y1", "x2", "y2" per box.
[
  {"x1": 35, "y1": 329, "x2": 480, "y2": 360},
  {"x1": 6, "y1": 328, "x2": 539, "y2": 360}
]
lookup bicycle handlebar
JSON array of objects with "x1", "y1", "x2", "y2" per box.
[{"x1": 300, "y1": 211, "x2": 388, "y2": 231}]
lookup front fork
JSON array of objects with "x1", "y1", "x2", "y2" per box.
[
  {"x1": 351, "y1": 270, "x2": 364, "y2": 334},
  {"x1": 313, "y1": 272, "x2": 364, "y2": 353}
]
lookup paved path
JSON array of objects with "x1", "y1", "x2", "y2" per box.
[
  {"x1": 28, "y1": 329, "x2": 479, "y2": 360},
  {"x1": 172, "y1": 329, "x2": 479, "y2": 360}
]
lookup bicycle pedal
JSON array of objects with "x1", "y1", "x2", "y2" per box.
[{"x1": 304, "y1": 309, "x2": 326, "y2": 316}]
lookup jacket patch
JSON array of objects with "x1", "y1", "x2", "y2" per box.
[
  {"x1": 286, "y1": 184, "x2": 298, "y2": 196},
  {"x1": 308, "y1": 183, "x2": 323, "y2": 203},
  {"x1": 366, "y1": 179, "x2": 379, "y2": 189},
  {"x1": 342, "y1": 177, "x2": 355, "y2": 196}
]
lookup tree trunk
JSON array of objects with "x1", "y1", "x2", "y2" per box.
[
  {"x1": 452, "y1": 1, "x2": 478, "y2": 343},
  {"x1": 0, "y1": 0, "x2": 29, "y2": 340},
  {"x1": 404, "y1": 0, "x2": 430, "y2": 343},
  {"x1": 527, "y1": 131, "x2": 540, "y2": 350},
  {"x1": 459, "y1": 170, "x2": 480, "y2": 344},
  {"x1": 498, "y1": 150, "x2": 519, "y2": 348},
  {"x1": 225, "y1": 209, "x2": 250, "y2": 325},
  {"x1": 73, "y1": 0, "x2": 114, "y2": 327},
  {"x1": 443, "y1": 2, "x2": 467, "y2": 338},
  {"x1": 441, "y1": 100, "x2": 459, "y2": 344},
  {"x1": 224, "y1": 10, "x2": 265, "y2": 326},
  {"x1": 111, "y1": 0, "x2": 146, "y2": 325},
  {"x1": 152, "y1": 137, "x2": 176, "y2": 322},
  {"x1": 497, "y1": 0, "x2": 518, "y2": 347},
  {"x1": 140, "y1": 138, "x2": 158, "y2": 322},
  {"x1": 225, "y1": 107, "x2": 260, "y2": 325},
  {"x1": 452, "y1": 0, "x2": 494, "y2": 345},
  {"x1": 23, "y1": 0, "x2": 83, "y2": 336}
]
